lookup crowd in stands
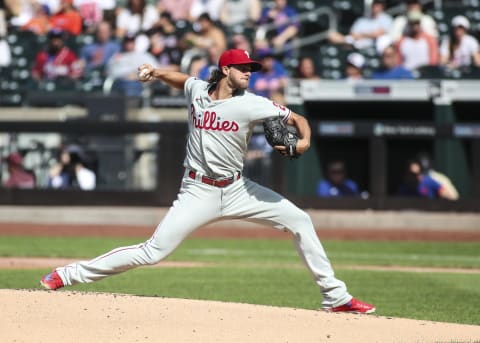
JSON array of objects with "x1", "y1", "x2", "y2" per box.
[
  {"x1": 2, "y1": 143, "x2": 97, "y2": 190},
  {"x1": 0, "y1": 0, "x2": 479, "y2": 103},
  {"x1": 326, "y1": 0, "x2": 480, "y2": 80}
]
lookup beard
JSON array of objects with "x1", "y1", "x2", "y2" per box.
[
  {"x1": 48, "y1": 45, "x2": 62, "y2": 55},
  {"x1": 230, "y1": 76, "x2": 249, "y2": 91}
]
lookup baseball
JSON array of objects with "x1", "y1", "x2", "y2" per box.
[{"x1": 138, "y1": 68, "x2": 151, "y2": 81}]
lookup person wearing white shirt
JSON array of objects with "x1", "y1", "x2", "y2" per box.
[
  {"x1": 0, "y1": 37, "x2": 11, "y2": 67},
  {"x1": 440, "y1": 15, "x2": 480, "y2": 69},
  {"x1": 328, "y1": 0, "x2": 392, "y2": 50},
  {"x1": 116, "y1": 0, "x2": 159, "y2": 39},
  {"x1": 75, "y1": 165, "x2": 96, "y2": 190},
  {"x1": 389, "y1": 0, "x2": 437, "y2": 42},
  {"x1": 396, "y1": 11, "x2": 439, "y2": 71},
  {"x1": 189, "y1": 0, "x2": 224, "y2": 22},
  {"x1": 107, "y1": 34, "x2": 159, "y2": 96}
]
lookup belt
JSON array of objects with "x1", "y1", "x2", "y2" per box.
[{"x1": 188, "y1": 170, "x2": 240, "y2": 188}]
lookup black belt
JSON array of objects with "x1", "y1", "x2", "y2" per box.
[{"x1": 188, "y1": 170, "x2": 240, "y2": 188}]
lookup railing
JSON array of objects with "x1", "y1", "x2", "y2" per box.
[{"x1": 255, "y1": 6, "x2": 338, "y2": 55}]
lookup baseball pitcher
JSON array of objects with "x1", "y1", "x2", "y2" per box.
[{"x1": 41, "y1": 49, "x2": 375, "y2": 313}]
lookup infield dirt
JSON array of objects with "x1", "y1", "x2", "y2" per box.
[{"x1": 2, "y1": 289, "x2": 480, "y2": 343}]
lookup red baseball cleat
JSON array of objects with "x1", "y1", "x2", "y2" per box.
[
  {"x1": 325, "y1": 298, "x2": 376, "y2": 314},
  {"x1": 40, "y1": 270, "x2": 64, "y2": 290}
]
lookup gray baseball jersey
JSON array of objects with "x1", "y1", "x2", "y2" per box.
[{"x1": 184, "y1": 77, "x2": 290, "y2": 177}]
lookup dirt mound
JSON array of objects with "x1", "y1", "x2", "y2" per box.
[{"x1": 2, "y1": 290, "x2": 479, "y2": 343}]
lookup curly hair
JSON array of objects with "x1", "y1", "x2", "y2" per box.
[{"x1": 207, "y1": 68, "x2": 225, "y2": 84}]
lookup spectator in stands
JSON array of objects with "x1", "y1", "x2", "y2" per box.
[
  {"x1": 116, "y1": 0, "x2": 159, "y2": 41},
  {"x1": 157, "y1": 0, "x2": 193, "y2": 21},
  {"x1": 188, "y1": 54, "x2": 208, "y2": 77},
  {"x1": 197, "y1": 44, "x2": 222, "y2": 80},
  {"x1": 249, "y1": 51, "x2": 288, "y2": 104},
  {"x1": 371, "y1": 45, "x2": 414, "y2": 79},
  {"x1": 396, "y1": 10, "x2": 439, "y2": 71},
  {"x1": 79, "y1": 21, "x2": 120, "y2": 72},
  {"x1": 294, "y1": 56, "x2": 320, "y2": 79},
  {"x1": 32, "y1": 29, "x2": 82, "y2": 80},
  {"x1": 416, "y1": 152, "x2": 459, "y2": 200},
  {"x1": 231, "y1": 32, "x2": 253, "y2": 52},
  {"x1": 0, "y1": 26, "x2": 11, "y2": 67},
  {"x1": 147, "y1": 11, "x2": 183, "y2": 71},
  {"x1": 48, "y1": 145, "x2": 71, "y2": 188},
  {"x1": 48, "y1": 145, "x2": 96, "y2": 190},
  {"x1": 0, "y1": 1, "x2": 10, "y2": 67},
  {"x1": 389, "y1": 0, "x2": 437, "y2": 43},
  {"x1": 328, "y1": 0, "x2": 392, "y2": 51},
  {"x1": 49, "y1": 0, "x2": 83, "y2": 36},
  {"x1": 244, "y1": 134, "x2": 274, "y2": 187},
  {"x1": 189, "y1": 0, "x2": 223, "y2": 22},
  {"x1": 317, "y1": 160, "x2": 359, "y2": 197},
  {"x1": 220, "y1": 0, "x2": 261, "y2": 28},
  {"x1": 21, "y1": 2, "x2": 51, "y2": 36},
  {"x1": 440, "y1": 15, "x2": 480, "y2": 69},
  {"x1": 397, "y1": 159, "x2": 453, "y2": 199},
  {"x1": 38, "y1": 0, "x2": 61, "y2": 14},
  {"x1": 255, "y1": 0, "x2": 299, "y2": 56},
  {"x1": 181, "y1": 13, "x2": 227, "y2": 52},
  {"x1": 0, "y1": 4, "x2": 6, "y2": 37},
  {"x1": 73, "y1": 0, "x2": 103, "y2": 33},
  {"x1": 2, "y1": 152, "x2": 36, "y2": 189},
  {"x1": 344, "y1": 52, "x2": 365, "y2": 81},
  {"x1": 101, "y1": 1, "x2": 116, "y2": 26},
  {"x1": 5, "y1": 0, "x2": 35, "y2": 27},
  {"x1": 106, "y1": 33, "x2": 158, "y2": 96}
]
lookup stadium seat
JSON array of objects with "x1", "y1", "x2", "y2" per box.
[
  {"x1": 79, "y1": 67, "x2": 106, "y2": 93},
  {"x1": 414, "y1": 65, "x2": 447, "y2": 80},
  {"x1": 458, "y1": 66, "x2": 480, "y2": 79}
]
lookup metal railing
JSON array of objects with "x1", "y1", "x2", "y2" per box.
[{"x1": 255, "y1": 6, "x2": 338, "y2": 54}]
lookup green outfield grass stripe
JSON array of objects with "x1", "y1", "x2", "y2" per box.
[
  {"x1": 335, "y1": 264, "x2": 480, "y2": 274},
  {"x1": 1, "y1": 236, "x2": 479, "y2": 269},
  {"x1": 185, "y1": 248, "x2": 297, "y2": 257},
  {"x1": 329, "y1": 252, "x2": 480, "y2": 263},
  {"x1": 184, "y1": 248, "x2": 480, "y2": 265}
]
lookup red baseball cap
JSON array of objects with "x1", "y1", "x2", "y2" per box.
[{"x1": 218, "y1": 49, "x2": 262, "y2": 72}]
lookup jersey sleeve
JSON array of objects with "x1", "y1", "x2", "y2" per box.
[
  {"x1": 184, "y1": 77, "x2": 205, "y2": 102},
  {"x1": 247, "y1": 93, "x2": 292, "y2": 123}
]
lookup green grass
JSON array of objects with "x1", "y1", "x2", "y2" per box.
[
  {"x1": 1, "y1": 236, "x2": 479, "y2": 268},
  {"x1": 1, "y1": 236, "x2": 480, "y2": 325}
]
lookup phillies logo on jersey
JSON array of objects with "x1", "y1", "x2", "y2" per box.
[{"x1": 190, "y1": 104, "x2": 239, "y2": 132}]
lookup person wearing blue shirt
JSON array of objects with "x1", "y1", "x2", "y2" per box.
[
  {"x1": 79, "y1": 21, "x2": 121, "y2": 72},
  {"x1": 256, "y1": 0, "x2": 299, "y2": 56},
  {"x1": 317, "y1": 160, "x2": 359, "y2": 197},
  {"x1": 249, "y1": 52, "x2": 288, "y2": 102},
  {"x1": 371, "y1": 45, "x2": 414, "y2": 80},
  {"x1": 397, "y1": 160, "x2": 452, "y2": 199}
]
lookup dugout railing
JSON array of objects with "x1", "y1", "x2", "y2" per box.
[{"x1": 0, "y1": 119, "x2": 478, "y2": 211}]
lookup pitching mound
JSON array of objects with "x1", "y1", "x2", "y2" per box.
[{"x1": 2, "y1": 290, "x2": 479, "y2": 342}]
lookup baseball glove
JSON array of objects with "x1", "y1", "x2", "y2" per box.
[{"x1": 263, "y1": 117, "x2": 299, "y2": 159}]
